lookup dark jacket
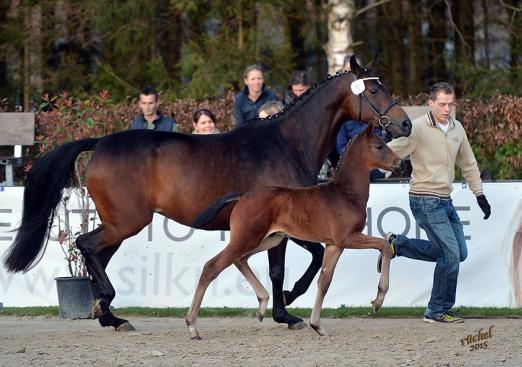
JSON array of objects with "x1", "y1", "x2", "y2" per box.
[
  {"x1": 336, "y1": 120, "x2": 385, "y2": 182},
  {"x1": 130, "y1": 112, "x2": 176, "y2": 132},
  {"x1": 283, "y1": 90, "x2": 297, "y2": 107},
  {"x1": 234, "y1": 85, "x2": 278, "y2": 126}
]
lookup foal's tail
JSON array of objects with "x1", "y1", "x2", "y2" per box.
[
  {"x1": 192, "y1": 192, "x2": 244, "y2": 229},
  {"x1": 3, "y1": 138, "x2": 99, "y2": 272}
]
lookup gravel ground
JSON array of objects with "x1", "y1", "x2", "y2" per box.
[{"x1": 1, "y1": 316, "x2": 521, "y2": 366}]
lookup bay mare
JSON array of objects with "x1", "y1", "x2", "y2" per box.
[
  {"x1": 188, "y1": 124, "x2": 402, "y2": 340},
  {"x1": 3, "y1": 56, "x2": 412, "y2": 331}
]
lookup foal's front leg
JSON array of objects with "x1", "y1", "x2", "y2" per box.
[
  {"x1": 310, "y1": 244, "x2": 343, "y2": 336},
  {"x1": 341, "y1": 233, "x2": 391, "y2": 312}
]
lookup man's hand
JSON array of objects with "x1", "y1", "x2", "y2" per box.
[{"x1": 476, "y1": 194, "x2": 491, "y2": 220}]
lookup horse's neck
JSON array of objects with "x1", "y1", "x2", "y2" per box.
[
  {"x1": 278, "y1": 74, "x2": 353, "y2": 171},
  {"x1": 332, "y1": 141, "x2": 371, "y2": 204}
]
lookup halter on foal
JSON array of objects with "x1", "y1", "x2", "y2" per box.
[{"x1": 189, "y1": 123, "x2": 402, "y2": 339}]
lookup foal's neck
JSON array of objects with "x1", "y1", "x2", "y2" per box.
[{"x1": 331, "y1": 140, "x2": 372, "y2": 204}]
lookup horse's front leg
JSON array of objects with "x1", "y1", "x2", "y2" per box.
[
  {"x1": 267, "y1": 240, "x2": 306, "y2": 330},
  {"x1": 341, "y1": 232, "x2": 391, "y2": 312},
  {"x1": 283, "y1": 238, "x2": 324, "y2": 306},
  {"x1": 310, "y1": 244, "x2": 343, "y2": 336}
]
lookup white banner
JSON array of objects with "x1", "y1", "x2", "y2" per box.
[{"x1": 0, "y1": 183, "x2": 521, "y2": 308}]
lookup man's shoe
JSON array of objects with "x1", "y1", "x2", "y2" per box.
[
  {"x1": 377, "y1": 232, "x2": 396, "y2": 273},
  {"x1": 423, "y1": 313, "x2": 464, "y2": 323}
]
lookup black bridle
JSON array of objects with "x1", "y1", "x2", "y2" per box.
[{"x1": 354, "y1": 76, "x2": 398, "y2": 132}]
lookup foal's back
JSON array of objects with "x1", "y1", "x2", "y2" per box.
[{"x1": 229, "y1": 183, "x2": 365, "y2": 246}]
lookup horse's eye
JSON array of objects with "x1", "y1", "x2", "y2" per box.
[
  {"x1": 370, "y1": 89, "x2": 378, "y2": 95},
  {"x1": 377, "y1": 144, "x2": 385, "y2": 150}
]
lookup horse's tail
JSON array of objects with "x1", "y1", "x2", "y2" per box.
[
  {"x1": 3, "y1": 138, "x2": 100, "y2": 273},
  {"x1": 192, "y1": 192, "x2": 244, "y2": 229}
]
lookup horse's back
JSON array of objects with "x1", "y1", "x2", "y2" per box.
[{"x1": 84, "y1": 128, "x2": 313, "y2": 228}]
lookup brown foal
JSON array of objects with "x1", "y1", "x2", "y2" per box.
[{"x1": 189, "y1": 123, "x2": 402, "y2": 339}]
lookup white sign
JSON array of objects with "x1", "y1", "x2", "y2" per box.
[{"x1": 0, "y1": 183, "x2": 520, "y2": 308}]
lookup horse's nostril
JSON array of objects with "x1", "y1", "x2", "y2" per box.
[{"x1": 402, "y1": 119, "x2": 411, "y2": 128}]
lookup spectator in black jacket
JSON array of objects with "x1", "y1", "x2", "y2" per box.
[
  {"x1": 129, "y1": 86, "x2": 175, "y2": 132},
  {"x1": 283, "y1": 70, "x2": 312, "y2": 106},
  {"x1": 234, "y1": 64, "x2": 278, "y2": 127}
]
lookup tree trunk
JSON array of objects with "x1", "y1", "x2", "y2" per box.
[
  {"x1": 426, "y1": 0, "x2": 447, "y2": 84},
  {"x1": 406, "y1": 0, "x2": 422, "y2": 94},
  {"x1": 324, "y1": 0, "x2": 355, "y2": 74},
  {"x1": 453, "y1": 0, "x2": 474, "y2": 65},
  {"x1": 388, "y1": 1, "x2": 406, "y2": 96}
]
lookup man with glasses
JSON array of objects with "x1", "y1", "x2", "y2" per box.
[{"x1": 378, "y1": 82, "x2": 491, "y2": 323}]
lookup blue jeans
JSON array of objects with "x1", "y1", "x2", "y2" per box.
[{"x1": 393, "y1": 195, "x2": 467, "y2": 317}]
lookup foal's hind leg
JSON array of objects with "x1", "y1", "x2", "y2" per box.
[
  {"x1": 234, "y1": 257, "x2": 270, "y2": 321},
  {"x1": 309, "y1": 244, "x2": 343, "y2": 336},
  {"x1": 268, "y1": 240, "x2": 306, "y2": 330},
  {"x1": 283, "y1": 238, "x2": 324, "y2": 306},
  {"x1": 186, "y1": 246, "x2": 242, "y2": 340}
]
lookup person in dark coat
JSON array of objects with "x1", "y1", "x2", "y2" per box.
[
  {"x1": 283, "y1": 70, "x2": 312, "y2": 106},
  {"x1": 129, "y1": 86, "x2": 176, "y2": 132},
  {"x1": 234, "y1": 64, "x2": 278, "y2": 127}
]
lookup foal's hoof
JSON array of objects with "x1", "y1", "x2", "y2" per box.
[
  {"x1": 310, "y1": 324, "x2": 329, "y2": 337},
  {"x1": 371, "y1": 300, "x2": 381, "y2": 314},
  {"x1": 116, "y1": 322, "x2": 136, "y2": 332},
  {"x1": 288, "y1": 320, "x2": 306, "y2": 330}
]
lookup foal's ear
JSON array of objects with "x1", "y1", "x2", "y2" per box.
[
  {"x1": 365, "y1": 122, "x2": 374, "y2": 138},
  {"x1": 366, "y1": 54, "x2": 379, "y2": 71},
  {"x1": 349, "y1": 55, "x2": 364, "y2": 77}
]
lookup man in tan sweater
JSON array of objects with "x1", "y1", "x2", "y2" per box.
[{"x1": 379, "y1": 82, "x2": 491, "y2": 323}]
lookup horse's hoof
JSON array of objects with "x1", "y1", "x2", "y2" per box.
[
  {"x1": 115, "y1": 322, "x2": 136, "y2": 332},
  {"x1": 288, "y1": 320, "x2": 306, "y2": 330}
]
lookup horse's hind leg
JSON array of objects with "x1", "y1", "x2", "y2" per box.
[
  {"x1": 234, "y1": 257, "x2": 270, "y2": 321},
  {"x1": 309, "y1": 244, "x2": 343, "y2": 336},
  {"x1": 75, "y1": 228, "x2": 133, "y2": 331},
  {"x1": 283, "y1": 238, "x2": 324, "y2": 306},
  {"x1": 268, "y1": 240, "x2": 305, "y2": 330}
]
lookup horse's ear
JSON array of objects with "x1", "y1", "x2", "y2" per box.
[
  {"x1": 366, "y1": 54, "x2": 379, "y2": 71},
  {"x1": 349, "y1": 55, "x2": 364, "y2": 77}
]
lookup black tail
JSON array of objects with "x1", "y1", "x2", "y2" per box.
[
  {"x1": 192, "y1": 192, "x2": 244, "y2": 229},
  {"x1": 3, "y1": 138, "x2": 99, "y2": 272}
]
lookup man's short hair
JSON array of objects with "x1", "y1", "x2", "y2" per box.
[
  {"x1": 259, "y1": 101, "x2": 284, "y2": 117},
  {"x1": 429, "y1": 82, "x2": 455, "y2": 101},
  {"x1": 140, "y1": 86, "x2": 159, "y2": 101}
]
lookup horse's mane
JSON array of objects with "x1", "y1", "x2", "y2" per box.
[{"x1": 241, "y1": 70, "x2": 354, "y2": 126}]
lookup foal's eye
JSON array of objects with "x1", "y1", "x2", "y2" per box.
[
  {"x1": 370, "y1": 89, "x2": 378, "y2": 95},
  {"x1": 377, "y1": 144, "x2": 385, "y2": 150}
]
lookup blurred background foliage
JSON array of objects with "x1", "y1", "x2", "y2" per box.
[{"x1": 0, "y1": 0, "x2": 520, "y2": 180}]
